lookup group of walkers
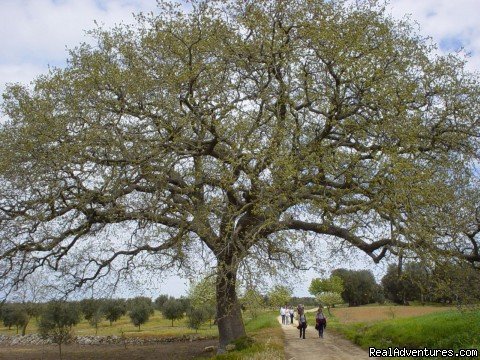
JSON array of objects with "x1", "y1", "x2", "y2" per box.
[
  {"x1": 280, "y1": 304, "x2": 327, "y2": 339},
  {"x1": 279, "y1": 304, "x2": 295, "y2": 324}
]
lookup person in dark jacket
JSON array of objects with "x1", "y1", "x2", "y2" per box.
[
  {"x1": 298, "y1": 312, "x2": 307, "y2": 339},
  {"x1": 315, "y1": 307, "x2": 327, "y2": 338}
]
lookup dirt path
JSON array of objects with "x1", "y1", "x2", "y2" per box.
[{"x1": 278, "y1": 315, "x2": 371, "y2": 360}]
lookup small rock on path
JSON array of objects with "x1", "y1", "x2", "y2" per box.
[{"x1": 278, "y1": 315, "x2": 371, "y2": 360}]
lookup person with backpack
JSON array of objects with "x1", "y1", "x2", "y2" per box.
[
  {"x1": 297, "y1": 303, "x2": 304, "y2": 316},
  {"x1": 315, "y1": 307, "x2": 327, "y2": 338},
  {"x1": 298, "y1": 312, "x2": 307, "y2": 339}
]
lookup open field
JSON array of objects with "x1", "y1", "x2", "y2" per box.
[
  {"x1": 0, "y1": 310, "x2": 218, "y2": 338},
  {"x1": 0, "y1": 310, "x2": 284, "y2": 360},
  {"x1": 330, "y1": 304, "x2": 452, "y2": 323}
]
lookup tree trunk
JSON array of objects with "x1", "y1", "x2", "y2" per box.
[
  {"x1": 21, "y1": 320, "x2": 29, "y2": 336},
  {"x1": 215, "y1": 259, "x2": 246, "y2": 353}
]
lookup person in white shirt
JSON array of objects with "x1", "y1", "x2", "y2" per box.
[{"x1": 280, "y1": 306, "x2": 286, "y2": 324}]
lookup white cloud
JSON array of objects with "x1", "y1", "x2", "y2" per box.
[
  {"x1": 0, "y1": 0, "x2": 156, "y2": 92},
  {"x1": 2, "y1": 1, "x2": 127, "y2": 61},
  {"x1": 1, "y1": 0, "x2": 479, "y2": 90},
  {"x1": 389, "y1": 0, "x2": 480, "y2": 71}
]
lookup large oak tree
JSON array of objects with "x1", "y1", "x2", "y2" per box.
[{"x1": 1, "y1": 0, "x2": 480, "y2": 350}]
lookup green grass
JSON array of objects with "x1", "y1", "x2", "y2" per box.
[
  {"x1": 244, "y1": 311, "x2": 280, "y2": 332},
  {"x1": 0, "y1": 310, "x2": 218, "y2": 338},
  {"x1": 332, "y1": 309, "x2": 480, "y2": 358},
  {"x1": 210, "y1": 311, "x2": 284, "y2": 360}
]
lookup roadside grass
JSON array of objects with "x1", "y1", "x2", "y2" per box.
[
  {"x1": 331, "y1": 308, "x2": 480, "y2": 357},
  {"x1": 209, "y1": 311, "x2": 284, "y2": 360}
]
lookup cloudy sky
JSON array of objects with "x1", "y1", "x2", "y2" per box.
[
  {"x1": 1, "y1": 0, "x2": 479, "y2": 95},
  {"x1": 1, "y1": 0, "x2": 479, "y2": 297}
]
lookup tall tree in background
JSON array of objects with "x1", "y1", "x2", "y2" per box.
[
  {"x1": 382, "y1": 262, "x2": 430, "y2": 305},
  {"x1": 1, "y1": 0, "x2": 480, "y2": 351},
  {"x1": 332, "y1": 269, "x2": 380, "y2": 306}
]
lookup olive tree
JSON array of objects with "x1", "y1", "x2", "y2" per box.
[
  {"x1": 38, "y1": 301, "x2": 81, "y2": 360},
  {"x1": 154, "y1": 295, "x2": 172, "y2": 311},
  {"x1": 1, "y1": 303, "x2": 29, "y2": 335},
  {"x1": 186, "y1": 306, "x2": 208, "y2": 333},
  {"x1": 102, "y1": 299, "x2": 126, "y2": 326},
  {"x1": 161, "y1": 298, "x2": 185, "y2": 327},
  {"x1": 129, "y1": 302, "x2": 151, "y2": 330},
  {"x1": 1, "y1": 0, "x2": 480, "y2": 351}
]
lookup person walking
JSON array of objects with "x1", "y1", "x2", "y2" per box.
[
  {"x1": 297, "y1": 303, "x2": 304, "y2": 316},
  {"x1": 298, "y1": 312, "x2": 307, "y2": 339},
  {"x1": 315, "y1": 307, "x2": 327, "y2": 338},
  {"x1": 280, "y1": 306, "x2": 286, "y2": 325},
  {"x1": 289, "y1": 306, "x2": 294, "y2": 324}
]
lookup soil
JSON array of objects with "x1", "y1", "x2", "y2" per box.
[
  {"x1": 331, "y1": 305, "x2": 450, "y2": 323},
  {"x1": 279, "y1": 315, "x2": 370, "y2": 360},
  {"x1": 0, "y1": 339, "x2": 217, "y2": 360}
]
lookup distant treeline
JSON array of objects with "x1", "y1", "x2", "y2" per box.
[
  {"x1": 317, "y1": 262, "x2": 480, "y2": 307},
  {"x1": 3, "y1": 260, "x2": 478, "y2": 338}
]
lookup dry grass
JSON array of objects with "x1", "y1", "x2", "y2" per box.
[
  {"x1": 331, "y1": 305, "x2": 452, "y2": 323},
  {"x1": 244, "y1": 348, "x2": 284, "y2": 360}
]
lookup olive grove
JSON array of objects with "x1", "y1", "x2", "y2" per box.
[{"x1": 1, "y1": 0, "x2": 480, "y2": 351}]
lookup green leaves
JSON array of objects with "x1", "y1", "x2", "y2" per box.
[{"x1": 0, "y1": 1, "x2": 479, "y2": 340}]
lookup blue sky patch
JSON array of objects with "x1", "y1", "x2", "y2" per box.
[{"x1": 439, "y1": 36, "x2": 464, "y2": 52}]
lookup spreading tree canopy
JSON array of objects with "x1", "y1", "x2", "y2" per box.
[{"x1": 1, "y1": 0, "x2": 480, "y2": 350}]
